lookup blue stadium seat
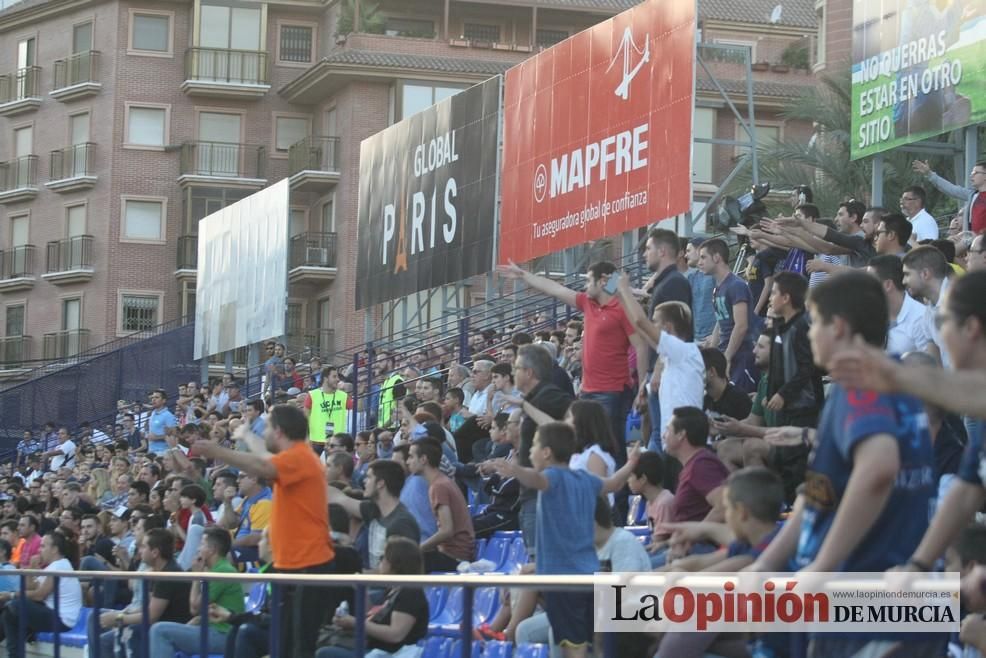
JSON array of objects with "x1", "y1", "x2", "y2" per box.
[
  {"x1": 244, "y1": 581, "x2": 267, "y2": 614},
  {"x1": 627, "y1": 525, "x2": 651, "y2": 538},
  {"x1": 174, "y1": 653, "x2": 223, "y2": 658},
  {"x1": 427, "y1": 586, "x2": 448, "y2": 623},
  {"x1": 421, "y1": 635, "x2": 452, "y2": 658},
  {"x1": 473, "y1": 586, "x2": 500, "y2": 626},
  {"x1": 626, "y1": 494, "x2": 647, "y2": 526},
  {"x1": 492, "y1": 531, "x2": 520, "y2": 541},
  {"x1": 430, "y1": 586, "x2": 464, "y2": 626},
  {"x1": 483, "y1": 640, "x2": 514, "y2": 658},
  {"x1": 479, "y1": 536, "x2": 511, "y2": 570},
  {"x1": 448, "y1": 638, "x2": 486, "y2": 658},
  {"x1": 474, "y1": 537, "x2": 488, "y2": 559},
  {"x1": 514, "y1": 644, "x2": 549, "y2": 658},
  {"x1": 499, "y1": 537, "x2": 529, "y2": 574},
  {"x1": 36, "y1": 606, "x2": 90, "y2": 647}
]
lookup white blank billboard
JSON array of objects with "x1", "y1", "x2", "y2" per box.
[{"x1": 194, "y1": 179, "x2": 289, "y2": 359}]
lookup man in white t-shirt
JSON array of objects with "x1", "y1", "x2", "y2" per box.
[
  {"x1": 41, "y1": 427, "x2": 76, "y2": 472},
  {"x1": 902, "y1": 245, "x2": 952, "y2": 367},
  {"x1": 900, "y1": 185, "x2": 939, "y2": 243},
  {"x1": 868, "y1": 255, "x2": 931, "y2": 355}
]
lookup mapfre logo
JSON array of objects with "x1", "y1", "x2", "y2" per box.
[
  {"x1": 533, "y1": 26, "x2": 651, "y2": 204},
  {"x1": 607, "y1": 26, "x2": 650, "y2": 101}
]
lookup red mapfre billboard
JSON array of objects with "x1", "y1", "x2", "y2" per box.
[{"x1": 499, "y1": 0, "x2": 695, "y2": 264}]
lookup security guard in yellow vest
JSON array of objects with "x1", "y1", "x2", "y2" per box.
[
  {"x1": 374, "y1": 352, "x2": 404, "y2": 428},
  {"x1": 304, "y1": 366, "x2": 349, "y2": 454}
]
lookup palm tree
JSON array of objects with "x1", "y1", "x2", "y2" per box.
[{"x1": 733, "y1": 71, "x2": 958, "y2": 218}]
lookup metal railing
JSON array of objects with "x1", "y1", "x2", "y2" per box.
[
  {"x1": 0, "y1": 65, "x2": 41, "y2": 103},
  {"x1": 0, "y1": 335, "x2": 30, "y2": 366},
  {"x1": 289, "y1": 232, "x2": 337, "y2": 268},
  {"x1": 0, "y1": 245, "x2": 34, "y2": 279},
  {"x1": 185, "y1": 47, "x2": 269, "y2": 86},
  {"x1": 53, "y1": 50, "x2": 100, "y2": 89},
  {"x1": 177, "y1": 234, "x2": 198, "y2": 270},
  {"x1": 42, "y1": 328, "x2": 90, "y2": 359},
  {"x1": 0, "y1": 155, "x2": 38, "y2": 191},
  {"x1": 288, "y1": 135, "x2": 341, "y2": 175},
  {"x1": 49, "y1": 142, "x2": 95, "y2": 180},
  {"x1": 11, "y1": 568, "x2": 615, "y2": 658},
  {"x1": 180, "y1": 141, "x2": 266, "y2": 179},
  {"x1": 46, "y1": 234, "x2": 93, "y2": 273}
]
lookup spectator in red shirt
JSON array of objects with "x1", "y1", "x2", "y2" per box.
[{"x1": 497, "y1": 260, "x2": 649, "y2": 459}]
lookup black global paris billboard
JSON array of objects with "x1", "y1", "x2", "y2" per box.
[{"x1": 355, "y1": 77, "x2": 501, "y2": 309}]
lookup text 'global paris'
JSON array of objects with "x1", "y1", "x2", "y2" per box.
[{"x1": 381, "y1": 131, "x2": 459, "y2": 269}]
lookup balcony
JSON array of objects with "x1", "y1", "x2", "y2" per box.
[
  {"x1": 0, "y1": 245, "x2": 36, "y2": 292},
  {"x1": 176, "y1": 234, "x2": 197, "y2": 280},
  {"x1": 0, "y1": 66, "x2": 41, "y2": 116},
  {"x1": 0, "y1": 336, "x2": 32, "y2": 369},
  {"x1": 285, "y1": 328, "x2": 335, "y2": 360},
  {"x1": 46, "y1": 143, "x2": 97, "y2": 193},
  {"x1": 178, "y1": 142, "x2": 267, "y2": 187},
  {"x1": 0, "y1": 156, "x2": 39, "y2": 204},
  {"x1": 288, "y1": 136, "x2": 341, "y2": 192},
  {"x1": 51, "y1": 51, "x2": 101, "y2": 101},
  {"x1": 43, "y1": 329, "x2": 90, "y2": 360},
  {"x1": 43, "y1": 235, "x2": 94, "y2": 285},
  {"x1": 288, "y1": 232, "x2": 338, "y2": 284},
  {"x1": 182, "y1": 48, "x2": 270, "y2": 98}
]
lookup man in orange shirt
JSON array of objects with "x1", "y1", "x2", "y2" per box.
[{"x1": 193, "y1": 404, "x2": 344, "y2": 658}]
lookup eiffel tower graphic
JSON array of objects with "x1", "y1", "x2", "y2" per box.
[
  {"x1": 393, "y1": 177, "x2": 408, "y2": 274},
  {"x1": 607, "y1": 26, "x2": 650, "y2": 101}
]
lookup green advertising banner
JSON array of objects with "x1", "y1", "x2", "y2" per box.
[{"x1": 850, "y1": 0, "x2": 986, "y2": 160}]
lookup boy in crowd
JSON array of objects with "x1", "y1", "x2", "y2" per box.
[
  {"x1": 701, "y1": 349, "x2": 752, "y2": 421},
  {"x1": 750, "y1": 270, "x2": 939, "y2": 658},
  {"x1": 408, "y1": 439, "x2": 474, "y2": 572},
  {"x1": 766, "y1": 272, "x2": 823, "y2": 428},
  {"x1": 443, "y1": 388, "x2": 466, "y2": 433},
  {"x1": 493, "y1": 422, "x2": 638, "y2": 658},
  {"x1": 627, "y1": 451, "x2": 674, "y2": 554}
]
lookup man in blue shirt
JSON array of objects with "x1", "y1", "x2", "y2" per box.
[
  {"x1": 146, "y1": 389, "x2": 177, "y2": 456},
  {"x1": 699, "y1": 239, "x2": 758, "y2": 394},
  {"x1": 750, "y1": 270, "x2": 941, "y2": 658}
]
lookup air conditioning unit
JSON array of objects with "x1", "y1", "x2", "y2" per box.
[{"x1": 306, "y1": 247, "x2": 328, "y2": 265}]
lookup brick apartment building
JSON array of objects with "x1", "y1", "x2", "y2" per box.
[{"x1": 0, "y1": 0, "x2": 824, "y2": 373}]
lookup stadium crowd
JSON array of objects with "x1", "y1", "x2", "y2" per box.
[{"x1": 1, "y1": 161, "x2": 986, "y2": 658}]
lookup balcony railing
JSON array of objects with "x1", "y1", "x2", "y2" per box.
[
  {"x1": 53, "y1": 51, "x2": 100, "y2": 90},
  {"x1": 288, "y1": 136, "x2": 341, "y2": 175},
  {"x1": 0, "y1": 66, "x2": 41, "y2": 103},
  {"x1": 0, "y1": 155, "x2": 38, "y2": 192},
  {"x1": 46, "y1": 235, "x2": 93, "y2": 273},
  {"x1": 0, "y1": 335, "x2": 31, "y2": 367},
  {"x1": 177, "y1": 235, "x2": 197, "y2": 270},
  {"x1": 184, "y1": 48, "x2": 269, "y2": 86},
  {"x1": 179, "y1": 142, "x2": 266, "y2": 180},
  {"x1": 0, "y1": 245, "x2": 35, "y2": 279},
  {"x1": 49, "y1": 143, "x2": 94, "y2": 181},
  {"x1": 289, "y1": 232, "x2": 338, "y2": 269},
  {"x1": 43, "y1": 329, "x2": 90, "y2": 360}
]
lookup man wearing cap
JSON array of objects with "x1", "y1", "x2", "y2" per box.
[{"x1": 304, "y1": 366, "x2": 349, "y2": 456}]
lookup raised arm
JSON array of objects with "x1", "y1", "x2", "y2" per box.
[{"x1": 496, "y1": 260, "x2": 578, "y2": 308}]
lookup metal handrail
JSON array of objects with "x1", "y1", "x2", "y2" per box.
[
  {"x1": 53, "y1": 50, "x2": 100, "y2": 89},
  {"x1": 179, "y1": 141, "x2": 266, "y2": 179},
  {"x1": 0, "y1": 155, "x2": 38, "y2": 191},
  {"x1": 46, "y1": 234, "x2": 93, "y2": 272},
  {"x1": 49, "y1": 142, "x2": 95, "y2": 180},
  {"x1": 288, "y1": 135, "x2": 340, "y2": 175},
  {"x1": 11, "y1": 568, "x2": 618, "y2": 658},
  {"x1": 185, "y1": 47, "x2": 269, "y2": 85},
  {"x1": 0, "y1": 65, "x2": 41, "y2": 103}
]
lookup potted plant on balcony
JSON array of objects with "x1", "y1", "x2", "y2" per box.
[
  {"x1": 751, "y1": 61, "x2": 770, "y2": 72},
  {"x1": 780, "y1": 41, "x2": 811, "y2": 72},
  {"x1": 335, "y1": 0, "x2": 385, "y2": 37}
]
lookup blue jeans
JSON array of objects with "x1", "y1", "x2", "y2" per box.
[
  {"x1": 149, "y1": 621, "x2": 227, "y2": 658},
  {"x1": 646, "y1": 387, "x2": 662, "y2": 452},
  {"x1": 579, "y1": 389, "x2": 632, "y2": 461},
  {"x1": 520, "y1": 497, "x2": 537, "y2": 558},
  {"x1": 226, "y1": 621, "x2": 270, "y2": 658},
  {"x1": 80, "y1": 556, "x2": 121, "y2": 607},
  {"x1": 2, "y1": 599, "x2": 70, "y2": 658},
  {"x1": 316, "y1": 647, "x2": 357, "y2": 658}
]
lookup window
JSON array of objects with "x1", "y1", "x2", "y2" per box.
[
  {"x1": 200, "y1": 5, "x2": 261, "y2": 50},
  {"x1": 289, "y1": 208, "x2": 306, "y2": 237},
  {"x1": 126, "y1": 105, "x2": 167, "y2": 148},
  {"x1": 536, "y1": 29, "x2": 567, "y2": 48},
  {"x1": 693, "y1": 108, "x2": 714, "y2": 184},
  {"x1": 62, "y1": 298, "x2": 81, "y2": 331},
  {"x1": 66, "y1": 204, "x2": 86, "y2": 237},
  {"x1": 279, "y1": 24, "x2": 314, "y2": 63},
  {"x1": 815, "y1": 0, "x2": 826, "y2": 67},
  {"x1": 10, "y1": 215, "x2": 28, "y2": 247},
  {"x1": 13, "y1": 126, "x2": 32, "y2": 157},
  {"x1": 398, "y1": 82, "x2": 464, "y2": 120},
  {"x1": 123, "y1": 198, "x2": 165, "y2": 242},
  {"x1": 275, "y1": 116, "x2": 309, "y2": 152},
  {"x1": 5, "y1": 305, "x2": 24, "y2": 337},
  {"x1": 72, "y1": 23, "x2": 92, "y2": 54},
  {"x1": 17, "y1": 37, "x2": 35, "y2": 68},
  {"x1": 120, "y1": 294, "x2": 159, "y2": 332},
  {"x1": 320, "y1": 195, "x2": 334, "y2": 233},
  {"x1": 183, "y1": 187, "x2": 250, "y2": 234},
  {"x1": 714, "y1": 38, "x2": 756, "y2": 61},
  {"x1": 463, "y1": 23, "x2": 500, "y2": 42},
  {"x1": 130, "y1": 12, "x2": 172, "y2": 54},
  {"x1": 286, "y1": 302, "x2": 303, "y2": 337},
  {"x1": 181, "y1": 281, "x2": 196, "y2": 319},
  {"x1": 385, "y1": 18, "x2": 435, "y2": 38}
]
